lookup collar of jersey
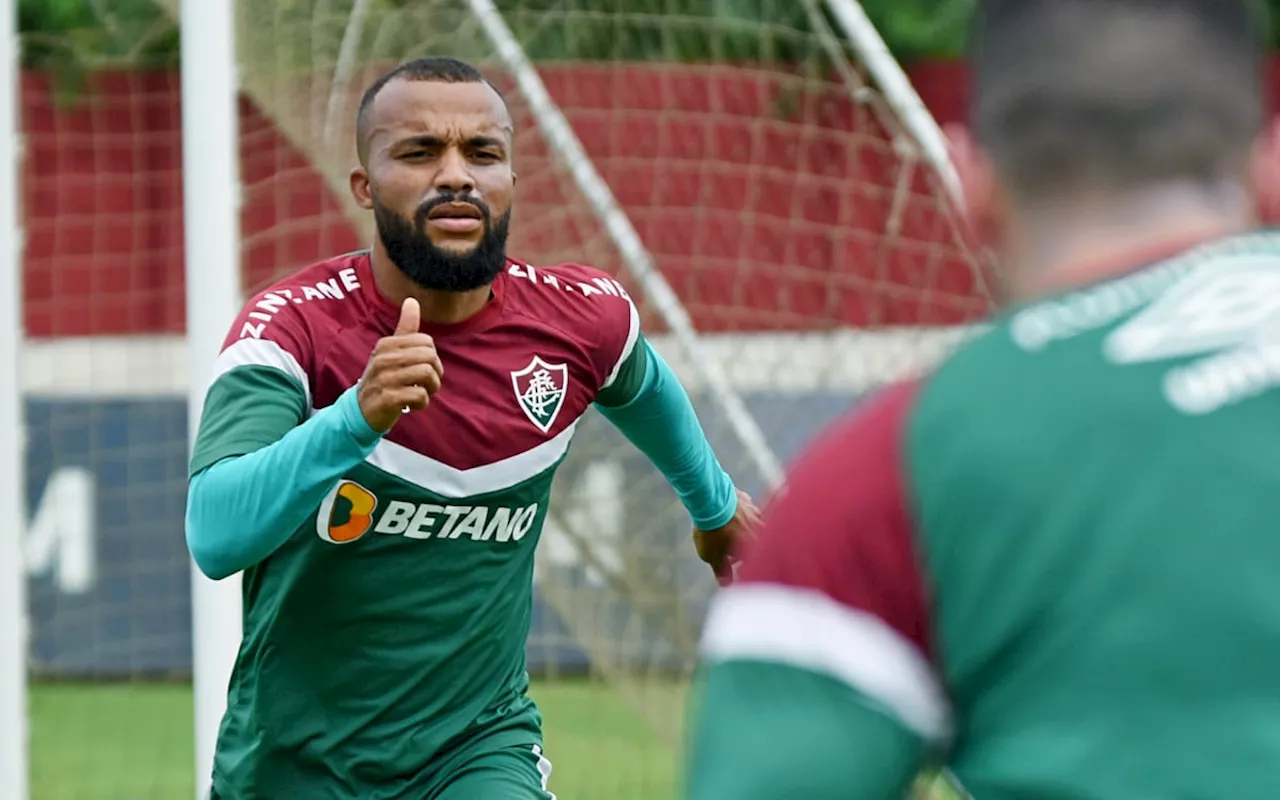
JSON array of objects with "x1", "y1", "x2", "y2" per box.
[
  {"x1": 1025, "y1": 229, "x2": 1236, "y2": 299},
  {"x1": 355, "y1": 251, "x2": 509, "y2": 337}
]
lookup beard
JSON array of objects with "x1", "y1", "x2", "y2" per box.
[{"x1": 374, "y1": 191, "x2": 511, "y2": 292}]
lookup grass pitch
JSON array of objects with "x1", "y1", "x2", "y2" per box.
[
  {"x1": 29, "y1": 680, "x2": 676, "y2": 800},
  {"x1": 29, "y1": 680, "x2": 961, "y2": 799}
]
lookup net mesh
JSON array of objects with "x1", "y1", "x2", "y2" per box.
[
  {"x1": 19, "y1": 47, "x2": 196, "y2": 800},
  {"x1": 18, "y1": 1, "x2": 988, "y2": 797}
]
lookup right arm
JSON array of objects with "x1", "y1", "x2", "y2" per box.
[
  {"x1": 186, "y1": 386, "x2": 382, "y2": 580},
  {"x1": 186, "y1": 297, "x2": 441, "y2": 580}
]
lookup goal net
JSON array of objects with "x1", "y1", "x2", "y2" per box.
[
  {"x1": 15, "y1": 0, "x2": 198, "y2": 795},
  {"x1": 15, "y1": 1, "x2": 988, "y2": 798}
]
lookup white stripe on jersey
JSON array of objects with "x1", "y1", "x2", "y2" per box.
[
  {"x1": 209, "y1": 337, "x2": 312, "y2": 409},
  {"x1": 365, "y1": 420, "x2": 578, "y2": 499},
  {"x1": 700, "y1": 582, "x2": 952, "y2": 742}
]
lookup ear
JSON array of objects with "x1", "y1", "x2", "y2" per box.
[
  {"x1": 1249, "y1": 116, "x2": 1280, "y2": 225},
  {"x1": 945, "y1": 124, "x2": 1007, "y2": 252},
  {"x1": 349, "y1": 166, "x2": 374, "y2": 211}
]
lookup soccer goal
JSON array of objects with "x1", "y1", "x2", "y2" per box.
[{"x1": 3, "y1": 0, "x2": 988, "y2": 798}]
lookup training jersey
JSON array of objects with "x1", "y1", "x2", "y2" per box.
[
  {"x1": 690, "y1": 231, "x2": 1280, "y2": 799},
  {"x1": 190, "y1": 251, "x2": 647, "y2": 798}
]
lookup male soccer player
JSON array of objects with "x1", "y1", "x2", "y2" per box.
[
  {"x1": 685, "y1": 1, "x2": 1280, "y2": 798},
  {"x1": 185, "y1": 57, "x2": 758, "y2": 799}
]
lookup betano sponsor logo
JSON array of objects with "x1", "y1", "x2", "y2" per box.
[{"x1": 317, "y1": 480, "x2": 538, "y2": 544}]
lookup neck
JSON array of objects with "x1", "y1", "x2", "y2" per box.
[
  {"x1": 369, "y1": 240, "x2": 493, "y2": 325},
  {"x1": 1004, "y1": 181, "x2": 1254, "y2": 302}
]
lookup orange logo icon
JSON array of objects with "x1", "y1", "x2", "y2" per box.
[{"x1": 316, "y1": 481, "x2": 377, "y2": 544}]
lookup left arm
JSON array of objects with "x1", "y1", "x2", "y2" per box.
[
  {"x1": 576, "y1": 271, "x2": 756, "y2": 582},
  {"x1": 594, "y1": 338, "x2": 738, "y2": 530}
]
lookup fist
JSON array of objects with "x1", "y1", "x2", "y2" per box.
[
  {"x1": 693, "y1": 489, "x2": 761, "y2": 587},
  {"x1": 358, "y1": 298, "x2": 444, "y2": 432}
]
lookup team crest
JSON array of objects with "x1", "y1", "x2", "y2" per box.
[{"x1": 510, "y1": 355, "x2": 569, "y2": 434}]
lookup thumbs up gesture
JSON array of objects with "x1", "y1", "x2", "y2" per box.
[{"x1": 357, "y1": 298, "x2": 445, "y2": 432}]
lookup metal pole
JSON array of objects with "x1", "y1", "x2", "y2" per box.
[
  {"x1": 180, "y1": 0, "x2": 244, "y2": 795},
  {"x1": 0, "y1": 0, "x2": 28, "y2": 790}
]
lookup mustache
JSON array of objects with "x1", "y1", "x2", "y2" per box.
[{"x1": 415, "y1": 193, "x2": 492, "y2": 227}]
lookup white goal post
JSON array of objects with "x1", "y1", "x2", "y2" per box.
[
  {"x1": 0, "y1": 0, "x2": 28, "y2": 796},
  {"x1": 180, "y1": 0, "x2": 245, "y2": 795}
]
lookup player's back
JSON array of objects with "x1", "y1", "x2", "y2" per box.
[{"x1": 915, "y1": 230, "x2": 1280, "y2": 797}]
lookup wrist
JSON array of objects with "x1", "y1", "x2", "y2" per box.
[
  {"x1": 692, "y1": 484, "x2": 738, "y2": 530},
  {"x1": 337, "y1": 386, "x2": 383, "y2": 447}
]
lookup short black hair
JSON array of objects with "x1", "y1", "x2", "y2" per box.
[
  {"x1": 355, "y1": 57, "x2": 504, "y2": 164},
  {"x1": 969, "y1": 0, "x2": 1266, "y2": 201}
]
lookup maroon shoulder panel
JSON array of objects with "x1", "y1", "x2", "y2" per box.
[
  {"x1": 219, "y1": 252, "x2": 373, "y2": 377},
  {"x1": 502, "y1": 260, "x2": 637, "y2": 391},
  {"x1": 737, "y1": 381, "x2": 934, "y2": 659}
]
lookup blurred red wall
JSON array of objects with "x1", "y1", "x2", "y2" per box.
[{"x1": 21, "y1": 62, "x2": 988, "y2": 337}]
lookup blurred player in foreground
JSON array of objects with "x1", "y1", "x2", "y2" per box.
[
  {"x1": 685, "y1": 1, "x2": 1280, "y2": 798},
  {"x1": 184, "y1": 56, "x2": 758, "y2": 799}
]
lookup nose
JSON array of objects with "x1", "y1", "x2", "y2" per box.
[{"x1": 433, "y1": 147, "x2": 475, "y2": 195}]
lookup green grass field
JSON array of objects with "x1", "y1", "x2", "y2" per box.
[
  {"x1": 29, "y1": 680, "x2": 961, "y2": 799},
  {"x1": 28, "y1": 680, "x2": 678, "y2": 800}
]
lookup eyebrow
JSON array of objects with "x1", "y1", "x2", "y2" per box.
[{"x1": 393, "y1": 134, "x2": 508, "y2": 151}]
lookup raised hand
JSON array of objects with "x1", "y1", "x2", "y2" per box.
[{"x1": 357, "y1": 298, "x2": 444, "y2": 432}]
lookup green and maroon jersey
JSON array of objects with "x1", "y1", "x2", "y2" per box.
[
  {"x1": 191, "y1": 251, "x2": 646, "y2": 797},
  {"x1": 688, "y1": 231, "x2": 1280, "y2": 799}
]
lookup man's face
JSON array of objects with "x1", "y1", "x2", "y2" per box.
[{"x1": 351, "y1": 78, "x2": 516, "y2": 292}]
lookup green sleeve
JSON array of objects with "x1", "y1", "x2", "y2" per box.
[
  {"x1": 186, "y1": 387, "x2": 382, "y2": 580},
  {"x1": 595, "y1": 341, "x2": 737, "y2": 530},
  {"x1": 189, "y1": 365, "x2": 308, "y2": 476},
  {"x1": 685, "y1": 660, "x2": 927, "y2": 800}
]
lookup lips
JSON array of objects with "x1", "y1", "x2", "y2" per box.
[{"x1": 427, "y1": 202, "x2": 484, "y2": 220}]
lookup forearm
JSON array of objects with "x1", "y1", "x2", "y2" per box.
[
  {"x1": 596, "y1": 343, "x2": 736, "y2": 529},
  {"x1": 686, "y1": 660, "x2": 926, "y2": 800},
  {"x1": 185, "y1": 387, "x2": 382, "y2": 579}
]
